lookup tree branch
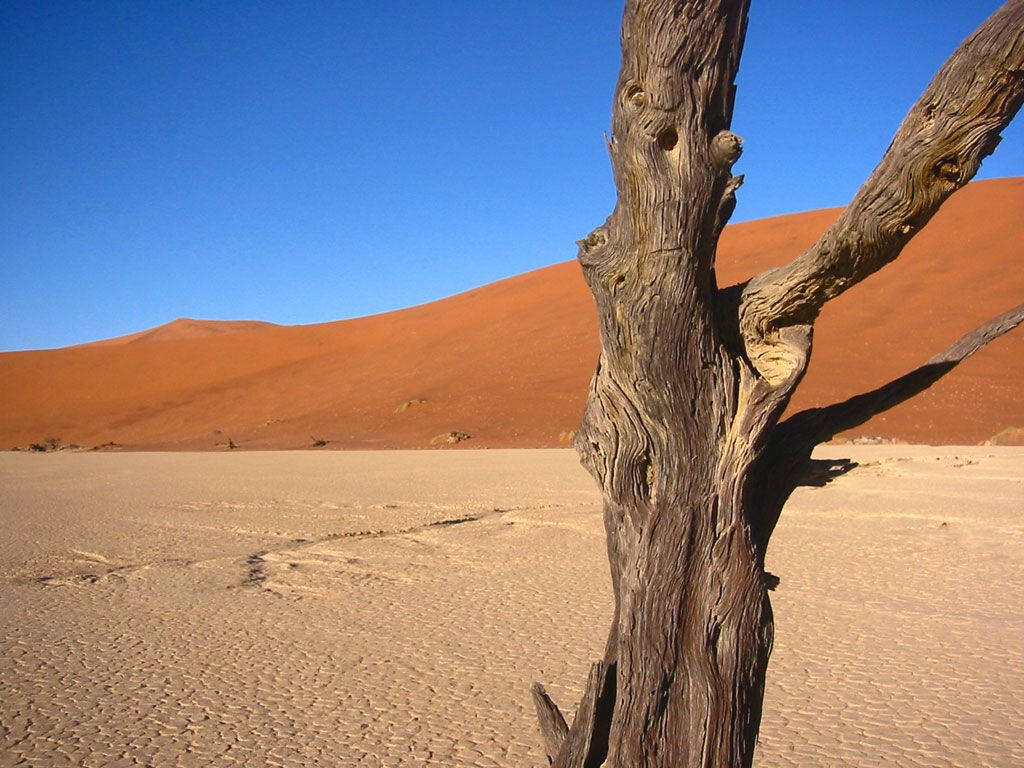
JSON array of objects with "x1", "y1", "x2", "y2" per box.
[
  {"x1": 749, "y1": 301, "x2": 1024, "y2": 548},
  {"x1": 531, "y1": 683, "x2": 569, "y2": 764},
  {"x1": 738, "y1": 0, "x2": 1024, "y2": 380},
  {"x1": 550, "y1": 661, "x2": 615, "y2": 768},
  {"x1": 782, "y1": 301, "x2": 1024, "y2": 446},
  {"x1": 573, "y1": 0, "x2": 753, "y2": 509}
]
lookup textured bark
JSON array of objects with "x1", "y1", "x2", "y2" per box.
[
  {"x1": 531, "y1": 683, "x2": 569, "y2": 764},
  {"x1": 547, "y1": 662, "x2": 616, "y2": 768},
  {"x1": 739, "y1": 1, "x2": 1024, "y2": 382},
  {"x1": 532, "y1": 3, "x2": 1024, "y2": 767}
]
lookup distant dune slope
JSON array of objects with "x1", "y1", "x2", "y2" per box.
[{"x1": 2, "y1": 178, "x2": 1022, "y2": 450}]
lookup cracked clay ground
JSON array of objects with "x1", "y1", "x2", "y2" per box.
[{"x1": 1, "y1": 448, "x2": 1022, "y2": 767}]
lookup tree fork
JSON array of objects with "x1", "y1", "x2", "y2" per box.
[{"x1": 532, "y1": 2, "x2": 1024, "y2": 767}]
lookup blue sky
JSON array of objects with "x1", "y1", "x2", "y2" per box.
[{"x1": 2, "y1": 1, "x2": 1021, "y2": 351}]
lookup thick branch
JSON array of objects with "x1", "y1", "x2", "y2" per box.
[
  {"x1": 739, "y1": 1, "x2": 1024, "y2": 378},
  {"x1": 574, "y1": 1, "x2": 753, "y2": 504}
]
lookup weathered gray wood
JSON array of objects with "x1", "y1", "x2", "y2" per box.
[
  {"x1": 569, "y1": 2, "x2": 777, "y2": 765},
  {"x1": 739, "y1": 0, "x2": 1024, "y2": 384},
  {"x1": 550, "y1": 661, "x2": 615, "y2": 768},
  {"x1": 530, "y1": 683, "x2": 569, "y2": 764},
  {"x1": 534, "y1": 3, "x2": 1024, "y2": 767}
]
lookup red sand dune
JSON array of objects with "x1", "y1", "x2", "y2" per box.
[{"x1": 2, "y1": 178, "x2": 1022, "y2": 450}]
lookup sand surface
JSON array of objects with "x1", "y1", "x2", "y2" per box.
[
  {"x1": 1, "y1": 448, "x2": 1022, "y2": 767},
  {"x1": 2, "y1": 178, "x2": 1022, "y2": 450}
]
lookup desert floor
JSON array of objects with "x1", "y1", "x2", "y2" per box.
[{"x1": 1, "y1": 447, "x2": 1022, "y2": 767}]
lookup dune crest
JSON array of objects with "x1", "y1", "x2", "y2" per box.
[{"x1": 80, "y1": 318, "x2": 281, "y2": 347}]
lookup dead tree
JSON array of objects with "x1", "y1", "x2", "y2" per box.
[{"x1": 531, "y1": 2, "x2": 1024, "y2": 767}]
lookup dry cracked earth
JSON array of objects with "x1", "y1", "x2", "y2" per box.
[{"x1": 1, "y1": 447, "x2": 1022, "y2": 767}]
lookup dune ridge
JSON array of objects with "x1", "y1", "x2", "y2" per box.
[
  {"x1": 1, "y1": 178, "x2": 1022, "y2": 450},
  {"x1": 78, "y1": 318, "x2": 282, "y2": 348}
]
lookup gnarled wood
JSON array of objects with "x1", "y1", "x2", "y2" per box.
[
  {"x1": 569, "y1": 2, "x2": 774, "y2": 765},
  {"x1": 739, "y1": 0, "x2": 1024, "y2": 382},
  {"x1": 533, "y1": 4, "x2": 1024, "y2": 767},
  {"x1": 550, "y1": 661, "x2": 616, "y2": 768},
  {"x1": 530, "y1": 683, "x2": 569, "y2": 764}
]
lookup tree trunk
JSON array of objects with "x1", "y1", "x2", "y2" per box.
[
  {"x1": 574, "y1": 348, "x2": 794, "y2": 766},
  {"x1": 531, "y1": 2, "x2": 1024, "y2": 767}
]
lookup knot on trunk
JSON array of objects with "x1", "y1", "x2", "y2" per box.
[
  {"x1": 741, "y1": 321, "x2": 813, "y2": 389},
  {"x1": 711, "y1": 130, "x2": 743, "y2": 172},
  {"x1": 577, "y1": 227, "x2": 611, "y2": 269}
]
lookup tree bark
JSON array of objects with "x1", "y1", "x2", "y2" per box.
[{"x1": 533, "y1": 3, "x2": 1024, "y2": 767}]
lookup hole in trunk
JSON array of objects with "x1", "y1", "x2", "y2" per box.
[{"x1": 657, "y1": 127, "x2": 678, "y2": 152}]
